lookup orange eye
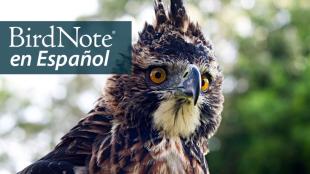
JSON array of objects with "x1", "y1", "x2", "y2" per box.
[
  {"x1": 150, "y1": 67, "x2": 167, "y2": 84},
  {"x1": 201, "y1": 75, "x2": 210, "y2": 92}
]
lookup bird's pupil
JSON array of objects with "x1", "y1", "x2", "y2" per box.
[{"x1": 155, "y1": 72, "x2": 161, "y2": 78}]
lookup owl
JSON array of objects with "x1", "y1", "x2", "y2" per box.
[{"x1": 18, "y1": 0, "x2": 224, "y2": 173}]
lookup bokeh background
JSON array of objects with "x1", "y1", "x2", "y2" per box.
[{"x1": 0, "y1": 0, "x2": 309, "y2": 173}]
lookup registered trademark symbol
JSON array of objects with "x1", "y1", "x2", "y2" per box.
[{"x1": 112, "y1": 30, "x2": 116, "y2": 35}]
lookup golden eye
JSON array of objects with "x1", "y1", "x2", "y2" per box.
[
  {"x1": 201, "y1": 75, "x2": 210, "y2": 92},
  {"x1": 150, "y1": 67, "x2": 167, "y2": 84}
]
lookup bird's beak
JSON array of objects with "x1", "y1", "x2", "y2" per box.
[{"x1": 177, "y1": 64, "x2": 201, "y2": 105}]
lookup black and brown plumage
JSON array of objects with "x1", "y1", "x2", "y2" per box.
[{"x1": 18, "y1": 0, "x2": 224, "y2": 173}]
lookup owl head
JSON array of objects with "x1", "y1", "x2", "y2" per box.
[{"x1": 105, "y1": 0, "x2": 224, "y2": 141}]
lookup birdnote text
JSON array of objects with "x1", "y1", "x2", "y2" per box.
[{"x1": 9, "y1": 26, "x2": 112, "y2": 71}]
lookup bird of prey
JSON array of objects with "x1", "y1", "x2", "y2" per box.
[{"x1": 18, "y1": 0, "x2": 224, "y2": 173}]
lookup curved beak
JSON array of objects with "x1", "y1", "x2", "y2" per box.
[{"x1": 178, "y1": 64, "x2": 201, "y2": 105}]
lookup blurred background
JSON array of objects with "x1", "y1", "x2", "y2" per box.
[{"x1": 0, "y1": 0, "x2": 309, "y2": 173}]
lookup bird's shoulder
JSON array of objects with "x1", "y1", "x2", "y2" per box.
[
  {"x1": 42, "y1": 104, "x2": 114, "y2": 164},
  {"x1": 18, "y1": 103, "x2": 114, "y2": 174}
]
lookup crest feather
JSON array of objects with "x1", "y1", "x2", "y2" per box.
[
  {"x1": 169, "y1": 0, "x2": 188, "y2": 28},
  {"x1": 154, "y1": 0, "x2": 189, "y2": 30},
  {"x1": 154, "y1": 0, "x2": 167, "y2": 25}
]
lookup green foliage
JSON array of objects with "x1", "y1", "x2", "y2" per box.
[{"x1": 206, "y1": 1, "x2": 310, "y2": 173}]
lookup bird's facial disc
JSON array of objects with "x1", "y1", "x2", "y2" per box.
[{"x1": 149, "y1": 64, "x2": 209, "y2": 138}]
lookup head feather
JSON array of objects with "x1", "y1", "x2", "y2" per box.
[
  {"x1": 154, "y1": 0, "x2": 189, "y2": 31},
  {"x1": 169, "y1": 0, "x2": 188, "y2": 29},
  {"x1": 154, "y1": 0, "x2": 167, "y2": 25}
]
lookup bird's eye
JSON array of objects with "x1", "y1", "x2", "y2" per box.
[
  {"x1": 201, "y1": 75, "x2": 210, "y2": 92},
  {"x1": 149, "y1": 67, "x2": 167, "y2": 84}
]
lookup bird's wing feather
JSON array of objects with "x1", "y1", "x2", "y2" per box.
[{"x1": 18, "y1": 104, "x2": 113, "y2": 174}]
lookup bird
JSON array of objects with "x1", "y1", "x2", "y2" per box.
[{"x1": 18, "y1": 0, "x2": 224, "y2": 173}]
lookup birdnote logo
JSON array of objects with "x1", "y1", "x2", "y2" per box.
[
  {"x1": 0, "y1": 21, "x2": 132, "y2": 74},
  {"x1": 9, "y1": 26, "x2": 114, "y2": 71}
]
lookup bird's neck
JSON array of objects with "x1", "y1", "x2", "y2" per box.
[{"x1": 109, "y1": 123, "x2": 210, "y2": 173}]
